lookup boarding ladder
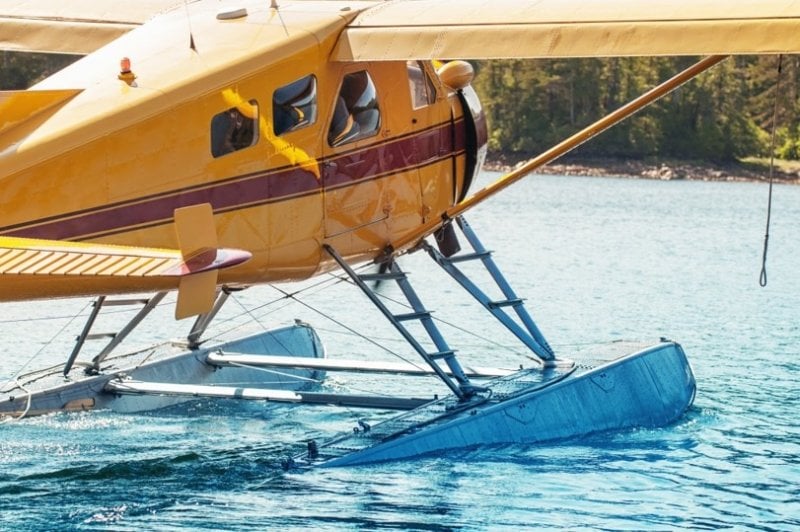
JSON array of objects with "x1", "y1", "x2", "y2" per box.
[
  {"x1": 323, "y1": 245, "x2": 477, "y2": 400},
  {"x1": 424, "y1": 216, "x2": 555, "y2": 365}
]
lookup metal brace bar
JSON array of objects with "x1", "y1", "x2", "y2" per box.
[
  {"x1": 89, "y1": 292, "x2": 168, "y2": 371},
  {"x1": 63, "y1": 296, "x2": 106, "y2": 376},
  {"x1": 187, "y1": 289, "x2": 229, "y2": 348}
]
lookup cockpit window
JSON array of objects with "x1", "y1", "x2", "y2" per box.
[
  {"x1": 407, "y1": 61, "x2": 436, "y2": 109},
  {"x1": 210, "y1": 100, "x2": 258, "y2": 157},
  {"x1": 328, "y1": 70, "x2": 381, "y2": 147},
  {"x1": 273, "y1": 75, "x2": 317, "y2": 136}
]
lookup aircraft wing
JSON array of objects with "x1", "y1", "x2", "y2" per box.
[
  {"x1": 0, "y1": 204, "x2": 250, "y2": 319},
  {"x1": 7, "y1": 0, "x2": 799, "y2": 57},
  {"x1": 0, "y1": 237, "x2": 250, "y2": 318},
  {"x1": 334, "y1": 0, "x2": 800, "y2": 60},
  {"x1": 0, "y1": 0, "x2": 181, "y2": 54}
]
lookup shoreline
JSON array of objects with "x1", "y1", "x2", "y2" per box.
[{"x1": 485, "y1": 154, "x2": 800, "y2": 185}]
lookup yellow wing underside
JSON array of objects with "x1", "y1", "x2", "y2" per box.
[
  {"x1": 0, "y1": 205, "x2": 250, "y2": 318},
  {"x1": 0, "y1": 236, "x2": 205, "y2": 318},
  {"x1": 0, "y1": 0, "x2": 181, "y2": 54},
  {"x1": 2, "y1": 0, "x2": 799, "y2": 58},
  {"x1": 334, "y1": 0, "x2": 800, "y2": 60}
]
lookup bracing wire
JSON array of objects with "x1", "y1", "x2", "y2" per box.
[
  {"x1": 760, "y1": 55, "x2": 784, "y2": 288},
  {"x1": 270, "y1": 284, "x2": 433, "y2": 375},
  {"x1": 0, "y1": 300, "x2": 92, "y2": 391},
  {"x1": 184, "y1": 0, "x2": 197, "y2": 51},
  {"x1": 201, "y1": 271, "x2": 356, "y2": 343},
  {"x1": 327, "y1": 268, "x2": 543, "y2": 362}
]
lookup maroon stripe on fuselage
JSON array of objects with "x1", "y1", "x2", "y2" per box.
[
  {"x1": 2, "y1": 118, "x2": 466, "y2": 241},
  {"x1": 323, "y1": 121, "x2": 457, "y2": 189},
  {"x1": 3, "y1": 166, "x2": 321, "y2": 241}
]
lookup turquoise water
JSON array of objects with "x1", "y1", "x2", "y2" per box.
[{"x1": 1, "y1": 173, "x2": 799, "y2": 530}]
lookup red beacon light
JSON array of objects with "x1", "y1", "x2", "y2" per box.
[{"x1": 118, "y1": 57, "x2": 137, "y2": 84}]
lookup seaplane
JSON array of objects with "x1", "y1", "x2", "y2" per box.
[{"x1": 0, "y1": 0, "x2": 797, "y2": 467}]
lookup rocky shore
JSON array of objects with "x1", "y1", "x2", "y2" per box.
[{"x1": 486, "y1": 154, "x2": 800, "y2": 185}]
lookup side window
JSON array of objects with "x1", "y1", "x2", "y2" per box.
[
  {"x1": 328, "y1": 70, "x2": 381, "y2": 147},
  {"x1": 273, "y1": 75, "x2": 317, "y2": 136},
  {"x1": 407, "y1": 61, "x2": 436, "y2": 109},
  {"x1": 210, "y1": 100, "x2": 258, "y2": 157}
]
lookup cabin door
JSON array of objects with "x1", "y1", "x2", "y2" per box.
[
  {"x1": 322, "y1": 64, "x2": 428, "y2": 256},
  {"x1": 407, "y1": 61, "x2": 458, "y2": 215}
]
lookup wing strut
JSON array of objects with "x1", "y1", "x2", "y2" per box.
[{"x1": 393, "y1": 55, "x2": 728, "y2": 252}]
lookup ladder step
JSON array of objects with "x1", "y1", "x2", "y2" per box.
[
  {"x1": 85, "y1": 333, "x2": 117, "y2": 340},
  {"x1": 488, "y1": 298, "x2": 523, "y2": 309},
  {"x1": 393, "y1": 311, "x2": 431, "y2": 322},
  {"x1": 101, "y1": 298, "x2": 151, "y2": 306},
  {"x1": 428, "y1": 350, "x2": 456, "y2": 360},
  {"x1": 358, "y1": 272, "x2": 406, "y2": 282},
  {"x1": 445, "y1": 251, "x2": 492, "y2": 264}
]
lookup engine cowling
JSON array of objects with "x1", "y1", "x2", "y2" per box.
[{"x1": 438, "y1": 61, "x2": 487, "y2": 202}]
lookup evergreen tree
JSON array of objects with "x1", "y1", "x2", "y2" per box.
[
  {"x1": 747, "y1": 56, "x2": 800, "y2": 158},
  {"x1": 474, "y1": 55, "x2": 794, "y2": 163},
  {"x1": 0, "y1": 51, "x2": 78, "y2": 89}
]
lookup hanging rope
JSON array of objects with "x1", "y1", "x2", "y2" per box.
[{"x1": 760, "y1": 55, "x2": 784, "y2": 288}]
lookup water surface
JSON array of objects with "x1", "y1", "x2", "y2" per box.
[{"x1": 1, "y1": 173, "x2": 798, "y2": 530}]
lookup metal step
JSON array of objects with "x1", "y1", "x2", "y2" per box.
[
  {"x1": 444, "y1": 250, "x2": 492, "y2": 263},
  {"x1": 393, "y1": 311, "x2": 431, "y2": 322},
  {"x1": 488, "y1": 298, "x2": 523, "y2": 309},
  {"x1": 427, "y1": 350, "x2": 456, "y2": 360},
  {"x1": 85, "y1": 333, "x2": 117, "y2": 340},
  {"x1": 358, "y1": 271, "x2": 406, "y2": 282}
]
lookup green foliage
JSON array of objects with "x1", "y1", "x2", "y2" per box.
[
  {"x1": 474, "y1": 56, "x2": 800, "y2": 162},
  {"x1": 0, "y1": 51, "x2": 79, "y2": 89},
  {"x1": 776, "y1": 126, "x2": 800, "y2": 159}
]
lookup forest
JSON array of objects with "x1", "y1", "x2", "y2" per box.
[
  {"x1": 472, "y1": 56, "x2": 799, "y2": 163},
  {"x1": 3, "y1": 51, "x2": 798, "y2": 164}
]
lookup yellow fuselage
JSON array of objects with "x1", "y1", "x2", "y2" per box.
[{"x1": 0, "y1": 1, "x2": 481, "y2": 297}]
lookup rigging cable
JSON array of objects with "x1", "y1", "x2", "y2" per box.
[
  {"x1": 270, "y1": 0, "x2": 290, "y2": 37},
  {"x1": 760, "y1": 55, "x2": 784, "y2": 287},
  {"x1": 184, "y1": 0, "x2": 197, "y2": 51},
  {"x1": 333, "y1": 271, "x2": 542, "y2": 364},
  {"x1": 269, "y1": 284, "x2": 435, "y2": 376},
  {"x1": 201, "y1": 271, "x2": 352, "y2": 343},
  {"x1": 0, "y1": 300, "x2": 92, "y2": 392},
  {"x1": 0, "y1": 300, "x2": 93, "y2": 422}
]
